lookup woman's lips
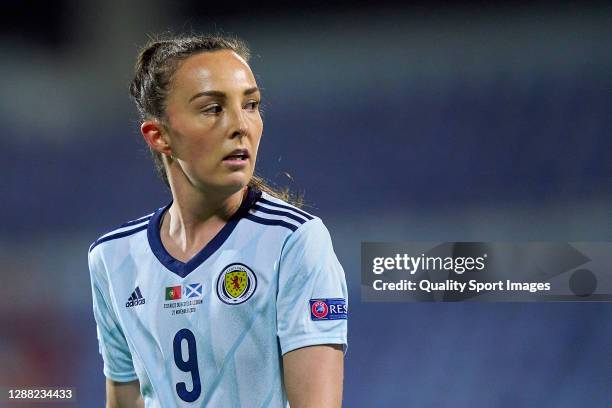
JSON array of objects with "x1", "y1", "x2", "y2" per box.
[{"x1": 222, "y1": 149, "x2": 250, "y2": 168}]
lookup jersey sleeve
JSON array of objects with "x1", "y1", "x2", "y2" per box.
[
  {"x1": 88, "y1": 249, "x2": 138, "y2": 382},
  {"x1": 276, "y1": 218, "x2": 348, "y2": 355}
]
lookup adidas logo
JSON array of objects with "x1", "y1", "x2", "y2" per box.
[{"x1": 125, "y1": 286, "x2": 146, "y2": 308}]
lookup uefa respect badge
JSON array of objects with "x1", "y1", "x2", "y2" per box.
[{"x1": 309, "y1": 298, "x2": 347, "y2": 320}]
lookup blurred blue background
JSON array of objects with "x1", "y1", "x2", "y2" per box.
[{"x1": 1, "y1": 1, "x2": 611, "y2": 406}]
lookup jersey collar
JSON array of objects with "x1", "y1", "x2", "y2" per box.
[{"x1": 147, "y1": 187, "x2": 261, "y2": 278}]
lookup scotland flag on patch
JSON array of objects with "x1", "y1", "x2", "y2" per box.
[
  {"x1": 185, "y1": 283, "x2": 203, "y2": 298},
  {"x1": 309, "y1": 298, "x2": 347, "y2": 321}
]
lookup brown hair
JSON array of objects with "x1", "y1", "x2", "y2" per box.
[{"x1": 129, "y1": 33, "x2": 299, "y2": 205}]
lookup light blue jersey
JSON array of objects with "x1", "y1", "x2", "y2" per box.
[{"x1": 88, "y1": 188, "x2": 348, "y2": 407}]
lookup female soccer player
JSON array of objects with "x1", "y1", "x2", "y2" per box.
[{"x1": 88, "y1": 34, "x2": 348, "y2": 407}]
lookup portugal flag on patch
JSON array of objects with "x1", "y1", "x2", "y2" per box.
[{"x1": 165, "y1": 285, "x2": 182, "y2": 300}]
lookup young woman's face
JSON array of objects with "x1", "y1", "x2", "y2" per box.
[{"x1": 163, "y1": 50, "x2": 263, "y2": 194}]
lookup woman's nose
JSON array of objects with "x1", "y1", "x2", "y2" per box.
[{"x1": 227, "y1": 107, "x2": 248, "y2": 140}]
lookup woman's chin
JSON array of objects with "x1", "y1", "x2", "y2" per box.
[{"x1": 201, "y1": 174, "x2": 251, "y2": 194}]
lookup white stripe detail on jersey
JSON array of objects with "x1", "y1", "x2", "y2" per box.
[
  {"x1": 254, "y1": 202, "x2": 309, "y2": 223},
  {"x1": 97, "y1": 217, "x2": 151, "y2": 242},
  {"x1": 123, "y1": 212, "x2": 155, "y2": 225},
  {"x1": 251, "y1": 204, "x2": 309, "y2": 225},
  {"x1": 258, "y1": 193, "x2": 314, "y2": 220},
  {"x1": 247, "y1": 208, "x2": 304, "y2": 230}
]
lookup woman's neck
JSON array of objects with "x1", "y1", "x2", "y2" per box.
[{"x1": 161, "y1": 184, "x2": 247, "y2": 261}]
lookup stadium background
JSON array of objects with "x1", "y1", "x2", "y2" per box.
[{"x1": 1, "y1": 1, "x2": 610, "y2": 406}]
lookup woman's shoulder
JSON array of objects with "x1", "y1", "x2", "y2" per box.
[
  {"x1": 249, "y1": 191, "x2": 339, "y2": 245},
  {"x1": 245, "y1": 190, "x2": 321, "y2": 232},
  {"x1": 88, "y1": 210, "x2": 157, "y2": 255},
  {"x1": 257, "y1": 191, "x2": 316, "y2": 220}
]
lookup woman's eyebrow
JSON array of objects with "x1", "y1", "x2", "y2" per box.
[
  {"x1": 189, "y1": 87, "x2": 260, "y2": 103},
  {"x1": 244, "y1": 86, "x2": 260, "y2": 95},
  {"x1": 189, "y1": 90, "x2": 225, "y2": 102}
]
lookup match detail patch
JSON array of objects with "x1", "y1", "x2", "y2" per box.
[{"x1": 309, "y1": 298, "x2": 347, "y2": 321}]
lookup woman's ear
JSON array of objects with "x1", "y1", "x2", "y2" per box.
[{"x1": 141, "y1": 120, "x2": 172, "y2": 157}]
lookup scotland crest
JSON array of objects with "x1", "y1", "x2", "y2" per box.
[{"x1": 216, "y1": 263, "x2": 257, "y2": 305}]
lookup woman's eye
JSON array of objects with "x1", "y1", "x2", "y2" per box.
[
  {"x1": 202, "y1": 105, "x2": 222, "y2": 114},
  {"x1": 245, "y1": 100, "x2": 260, "y2": 111}
]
